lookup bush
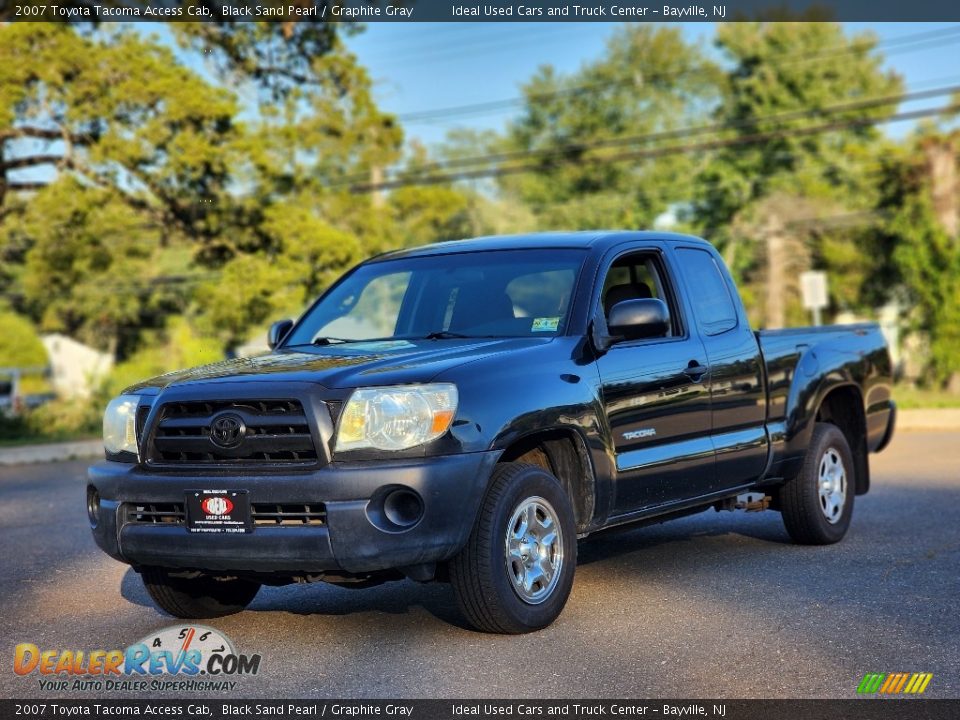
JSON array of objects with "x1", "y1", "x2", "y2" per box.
[
  {"x1": 0, "y1": 397, "x2": 101, "y2": 444},
  {"x1": 0, "y1": 306, "x2": 47, "y2": 369}
]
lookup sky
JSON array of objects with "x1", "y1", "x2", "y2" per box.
[{"x1": 340, "y1": 21, "x2": 960, "y2": 148}]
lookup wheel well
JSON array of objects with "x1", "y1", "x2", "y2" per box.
[
  {"x1": 499, "y1": 430, "x2": 595, "y2": 532},
  {"x1": 816, "y1": 386, "x2": 869, "y2": 495}
]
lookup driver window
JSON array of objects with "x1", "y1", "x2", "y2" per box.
[
  {"x1": 318, "y1": 271, "x2": 411, "y2": 339},
  {"x1": 600, "y1": 253, "x2": 677, "y2": 337}
]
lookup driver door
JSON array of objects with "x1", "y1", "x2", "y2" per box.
[{"x1": 594, "y1": 247, "x2": 716, "y2": 516}]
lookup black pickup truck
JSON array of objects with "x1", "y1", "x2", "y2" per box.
[{"x1": 89, "y1": 232, "x2": 896, "y2": 633}]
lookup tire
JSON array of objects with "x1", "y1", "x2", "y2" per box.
[
  {"x1": 780, "y1": 422, "x2": 856, "y2": 545},
  {"x1": 141, "y1": 567, "x2": 260, "y2": 618},
  {"x1": 450, "y1": 462, "x2": 577, "y2": 634}
]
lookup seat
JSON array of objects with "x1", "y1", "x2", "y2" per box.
[
  {"x1": 604, "y1": 282, "x2": 652, "y2": 318},
  {"x1": 450, "y1": 286, "x2": 515, "y2": 331}
]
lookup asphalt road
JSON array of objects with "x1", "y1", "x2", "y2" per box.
[{"x1": 1, "y1": 431, "x2": 957, "y2": 700}]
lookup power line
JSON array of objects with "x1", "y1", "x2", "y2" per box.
[
  {"x1": 394, "y1": 25, "x2": 960, "y2": 124},
  {"x1": 360, "y1": 23, "x2": 586, "y2": 69},
  {"x1": 347, "y1": 102, "x2": 960, "y2": 193},
  {"x1": 345, "y1": 82, "x2": 960, "y2": 185}
]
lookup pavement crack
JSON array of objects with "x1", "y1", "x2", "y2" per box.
[{"x1": 881, "y1": 540, "x2": 960, "y2": 581}]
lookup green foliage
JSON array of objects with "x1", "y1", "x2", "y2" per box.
[
  {"x1": 0, "y1": 24, "x2": 238, "y2": 225},
  {"x1": 22, "y1": 397, "x2": 102, "y2": 440},
  {"x1": 106, "y1": 316, "x2": 224, "y2": 396},
  {"x1": 1, "y1": 19, "x2": 958, "y2": 404},
  {"x1": 0, "y1": 396, "x2": 101, "y2": 444},
  {"x1": 3, "y1": 178, "x2": 185, "y2": 357},
  {"x1": 695, "y1": 22, "x2": 902, "y2": 232},
  {"x1": 688, "y1": 22, "x2": 904, "y2": 324},
  {"x1": 0, "y1": 304, "x2": 46, "y2": 368},
  {"x1": 499, "y1": 26, "x2": 719, "y2": 229},
  {"x1": 389, "y1": 186, "x2": 473, "y2": 245},
  {"x1": 889, "y1": 194, "x2": 960, "y2": 384},
  {"x1": 171, "y1": 19, "x2": 358, "y2": 100}
]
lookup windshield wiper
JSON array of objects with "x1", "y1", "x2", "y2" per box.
[
  {"x1": 312, "y1": 337, "x2": 361, "y2": 346},
  {"x1": 420, "y1": 330, "x2": 474, "y2": 340}
]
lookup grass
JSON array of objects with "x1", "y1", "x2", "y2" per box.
[
  {"x1": 0, "y1": 430, "x2": 98, "y2": 448},
  {"x1": 893, "y1": 385, "x2": 960, "y2": 409}
]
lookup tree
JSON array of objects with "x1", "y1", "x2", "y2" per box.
[
  {"x1": 0, "y1": 23, "x2": 238, "y2": 232},
  {"x1": 498, "y1": 25, "x2": 719, "y2": 229},
  {"x1": 0, "y1": 22, "x2": 408, "y2": 359},
  {"x1": 888, "y1": 194, "x2": 960, "y2": 386},
  {"x1": 692, "y1": 22, "x2": 904, "y2": 325},
  {"x1": 875, "y1": 110, "x2": 960, "y2": 387},
  {"x1": 171, "y1": 14, "x2": 356, "y2": 100},
  {"x1": 194, "y1": 201, "x2": 364, "y2": 350},
  {"x1": 3, "y1": 177, "x2": 188, "y2": 357}
]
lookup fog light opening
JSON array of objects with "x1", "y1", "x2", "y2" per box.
[
  {"x1": 86, "y1": 486, "x2": 101, "y2": 529},
  {"x1": 382, "y1": 489, "x2": 424, "y2": 529}
]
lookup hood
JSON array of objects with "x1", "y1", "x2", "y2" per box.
[{"x1": 126, "y1": 337, "x2": 552, "y2": 393}]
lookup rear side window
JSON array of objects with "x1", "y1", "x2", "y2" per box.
[{"x1": 676, "y1": 248, "x2": 738, "y2": 336}]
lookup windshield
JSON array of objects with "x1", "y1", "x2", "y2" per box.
[{"x1": 284, "y1": 248, "x2": 586, "y2": 345}]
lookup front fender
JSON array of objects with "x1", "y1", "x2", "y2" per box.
[{"x1": 436, "y1": 337, "x2": 612, "y2": 527}]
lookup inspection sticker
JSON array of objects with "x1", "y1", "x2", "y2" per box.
[{"x1": 531, "y1": 317, "x2": 560, "y2": 332}]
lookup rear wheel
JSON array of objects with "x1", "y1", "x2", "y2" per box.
[
  {"x1": 141, "y1": 567, "x2": 260, "y2": 618},
  {"x1": 450, "y1": 462, "x2": 576, "y2": 633},
  {"x1": 780, "y1": 422, "x2": 855, "y2": 545}
]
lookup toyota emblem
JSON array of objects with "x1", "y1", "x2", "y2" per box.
[{"x1": 209, "y1": 413, "x2": 246, "y2": 449}]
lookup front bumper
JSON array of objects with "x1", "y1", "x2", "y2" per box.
[{"x1": 88, "y1": 451, "x2": 499, "y2": 575}]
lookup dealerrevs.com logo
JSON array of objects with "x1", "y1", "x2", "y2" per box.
[
  {"x1": 13, "y1": 625, "x2": 261, "y2": 692},
  {"x1": 857, "y1": 672, "x2": 933, "y2": 695}
]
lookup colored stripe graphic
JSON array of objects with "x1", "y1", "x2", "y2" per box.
[
  {"x1": 857, "y1": 673, "x2": 886, "y2": 693},
  {"x1": 858, "y1": 672, "x2": 932, "y2": 694},
  {"x1": 879, "y1": 674, "x2": 898, "y2": 693}
]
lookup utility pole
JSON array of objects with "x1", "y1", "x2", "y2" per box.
[
  {"x1": 923, "y1": 135, "x2": 959, "y2": 392},
  {"x1": 924, "y1": 136, "x2": 958, "y2": 238},
  {"x1": 370, "y1": 165, "x2": 385, "y2": 209},
  {"x1": 765, "y1": 217, "x2": 787, "y2": 329}
]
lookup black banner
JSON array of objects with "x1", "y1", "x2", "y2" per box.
[
  {"x1": 3, "y1": 0, "x2": 960, "y2": 22},
  {"x1": 3, "y1": 700, "x2": 960, "y2": 720}
]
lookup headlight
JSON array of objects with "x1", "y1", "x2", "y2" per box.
[
  {"x1": 103, "y1": 394, "x2": 140, "y2": 456},
  {"x1": 335, "y1": 384, "x2": 458, "y2": 452}
]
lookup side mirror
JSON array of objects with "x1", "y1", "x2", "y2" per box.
[
  {"x1": 607, "y1": 298, "x2": 670, "y2": 342},
  {"x1": 267, "y1": 319, "x2": 294, "y2": 350}
]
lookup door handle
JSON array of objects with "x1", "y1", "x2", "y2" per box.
[{"x1": 683, "y1": 361, "x2": 709, "y2": 381}]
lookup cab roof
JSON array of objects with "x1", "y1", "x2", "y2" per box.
[{"x1": 372, "y1": 231, "x2": 712, "y2": 261}]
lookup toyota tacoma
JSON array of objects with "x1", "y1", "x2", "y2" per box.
[{"x1": 88, "y1": 232, "x2": 896, "y2": 633}]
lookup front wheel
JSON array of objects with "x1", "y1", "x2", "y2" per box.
[
  {"x1": 450, "y1": 462, "x2": 577, "y2": 634},
  {"x1": 141, "y1": 567, "x2": 260, "y2": 618},
  {"x1": 779, "y1": 422, "x2": 856, "y2": 545}
]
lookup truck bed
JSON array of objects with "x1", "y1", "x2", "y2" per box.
[{"x1": 756, "y1": 322, "x2": 894, "y2": 483}]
